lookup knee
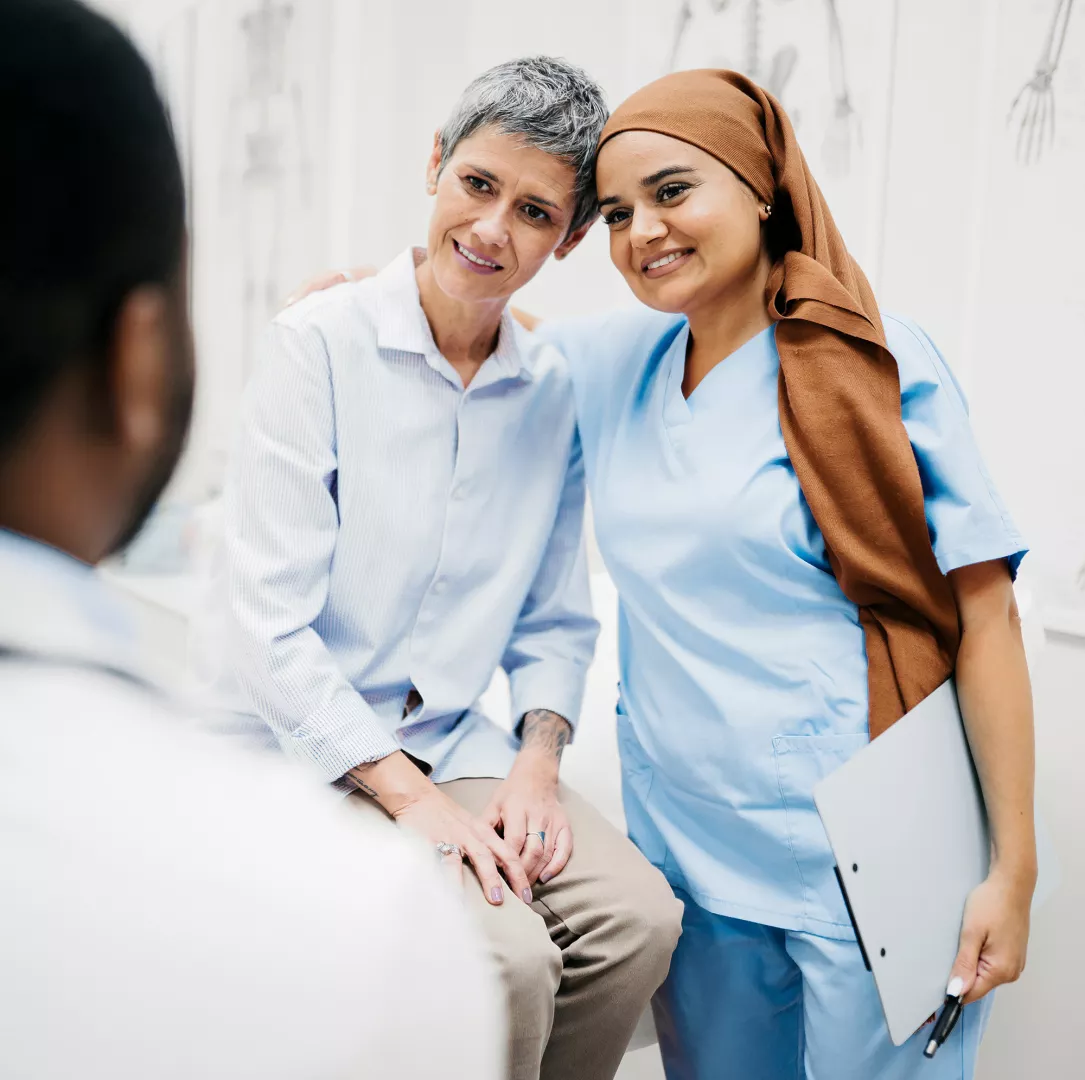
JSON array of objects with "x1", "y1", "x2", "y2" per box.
[
  {"x1": 609, "y1": 867, "x2": 684, "y2": 975},
  {"x1": 498, "y1": 925, "x2": 562, "y2": 1011}
]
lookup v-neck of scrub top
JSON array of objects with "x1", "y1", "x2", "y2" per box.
[{"x1": 658, "y1": 322, "x2": 782, "y2": 461}]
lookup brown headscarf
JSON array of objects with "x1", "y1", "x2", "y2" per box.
[{"x1": 598, "y1": 69, "x2": 959, "y2": 739}]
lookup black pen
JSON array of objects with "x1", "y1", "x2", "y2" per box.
[{"x1": 924, "y1": 977, "x2": 965, "y2": 1059}]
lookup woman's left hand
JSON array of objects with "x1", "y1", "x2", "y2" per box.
[
  {"x1": 948, "y1": 863, "x2": 1035, "y2": 1004},
  {"x1": 484, "y1": 748, "x2": 573, "y2": 889}
]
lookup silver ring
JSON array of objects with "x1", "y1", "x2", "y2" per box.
[
  {"x1": 338, "y1": 268, "x2": 355, "y2": 283},
  {"x1": 436, "y1": 842, "x2": 462, "y2": 858},
  {"x1": 528, "y1": 831, "x2": 546, "y2": 845}
]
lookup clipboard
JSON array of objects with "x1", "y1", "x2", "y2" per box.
[{"x1": 813, "y1": 679, "x2": 988, "y2": 1046}]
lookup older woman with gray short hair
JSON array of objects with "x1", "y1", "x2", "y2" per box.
[{"x1": 192, "y1": 56, "x2": 682, "y2": 1080}]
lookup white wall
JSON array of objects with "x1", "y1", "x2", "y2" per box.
[
  {"x1": 879, "y1": 0, "x2": 1085, "y2": 616},
  {"x1": 978, "y1": 633, "x2": 1084, "y2": 1080}
]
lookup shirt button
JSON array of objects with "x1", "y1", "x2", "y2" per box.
[
  {"x1": 452, "y1": 483, "x2": 468, "y2": 500},
  {"x1": 432, "y1": 578, "x2": 447, "y2": 595}
]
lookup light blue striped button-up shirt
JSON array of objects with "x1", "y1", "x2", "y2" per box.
[{"x1": 190, "y1": 249, "x2": 599, "y2": 785}]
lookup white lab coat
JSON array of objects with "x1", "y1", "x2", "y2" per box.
[{"x1": 0, "y1": 529, "x2": 503, "y2": 1080}]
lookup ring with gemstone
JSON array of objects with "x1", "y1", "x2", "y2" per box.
[
  {"x1": 528, "y1": 831, "x2": 546, "y2": 845},
  {"x1": 436, "y1": 842, "x2": 462, "y2": 858}
]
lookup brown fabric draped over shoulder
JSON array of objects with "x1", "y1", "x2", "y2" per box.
[{"x1": 598, "y1": 69, "x2": 959, "y2": 738}]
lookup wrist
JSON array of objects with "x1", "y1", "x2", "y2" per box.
[
  {"x1": 990, "y1": 843, "x2": 1038, "y2": 894},
  {"x1": 346, "y1": 751, "x2": 435, "y2": 817},
  {"x1": 991, "y1": 855, "x2": 1038, "y2": 889},
  {"x1": 517, "y1": 709, "x2": 571, "y2": 764},
  {"x1": 513, "y1": 742, "x2": 562, "y2": 778}
]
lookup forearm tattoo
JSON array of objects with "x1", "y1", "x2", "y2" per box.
[
  {"x1": 520, "y1": 709, "x2": 571, "y2": 761},
  {"x1": 343, "y1": 768, "x2": 379, "y2": 799}
]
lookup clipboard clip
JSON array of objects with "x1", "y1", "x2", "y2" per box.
[{"x1": 833, "y1": 864, "x2": 871, "y2": 971}]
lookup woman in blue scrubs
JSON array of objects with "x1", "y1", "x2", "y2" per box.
[{"x1": 534, "y1": 71, "x2": 1037, "y2": 1079}]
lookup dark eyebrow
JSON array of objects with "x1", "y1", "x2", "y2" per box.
[
  {"x1": 598, "y1": 165, "x2": 698, "y2": 209},
  {"x1": 462, "y1": 164, "x2": 561, "y2": 212},
  {"x1": 642, "y1": 165, "x2": 697, "y2": 187},
  {"x1": 523, "y1": 192, "x2": 561, "y2": 211},
  {"x1": 465, "y1": 165, "x2": 500, "y2": 183}
]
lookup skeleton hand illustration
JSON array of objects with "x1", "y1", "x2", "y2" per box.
[
  {"x1": 821, "y1": 0, "x2": 860, "y2": 176},
  {"x1": 822, "y1": 88, "x2": 862, "y2": 177},
  {"x1": 668, "y1": 0, "x2": 736, "y2": 73},
  {"x1": 1009, "y1": 0, "x2": 1076, "y2": 164}
]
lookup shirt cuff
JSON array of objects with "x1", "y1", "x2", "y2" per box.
[
  {"x1": 508, "y1": 659, "x2": 589, "y2": 740},
  {"x1": 281, "y1": 694, "x2": 400, "y2": 784}
]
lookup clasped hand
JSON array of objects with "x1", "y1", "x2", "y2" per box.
[{"x1": 392, "y1": 750, "x2": 572, "y2": 906}]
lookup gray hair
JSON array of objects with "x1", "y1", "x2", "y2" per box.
[{"x1": 437, "y1": 56, "x2": 609, "y2": 236}]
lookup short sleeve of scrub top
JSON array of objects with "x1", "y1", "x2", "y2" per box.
[
  {"x1": 538, "y1": 308, "x2": 1027, "y2": 937},
  {"x1": 883, "y1": 314, "x2": 1027, "y2": 578}
]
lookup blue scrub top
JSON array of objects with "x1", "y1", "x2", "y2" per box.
[{"x1": 538, "y1": 309, "x2": 1027, "y2": 939}]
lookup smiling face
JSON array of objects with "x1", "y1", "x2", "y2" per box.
[
  {"x1": 424, "y1": 125, "x2": 587, "y2": 305},
  {"x1": 596, "y1": 130, "x2": 771, "y2": 318}
]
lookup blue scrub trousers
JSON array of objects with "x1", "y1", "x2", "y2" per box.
[{"x1": 653, "y1": 888, "x2": 994, "y2": 1080}]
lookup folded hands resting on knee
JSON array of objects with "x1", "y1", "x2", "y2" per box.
[
  {"x1": 343, "y1": 709, "x2": 574, "y2": 906},
  {"x1": 345, "y1": 750, "x2": 532, "y2": 906}
]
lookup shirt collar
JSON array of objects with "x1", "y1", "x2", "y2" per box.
[
  {"x1": 0, "y1": 528, "x2": 142, "y2": 681},
  {"x1": 375, "y1": 247, "x2": 534, "y2": 385}
]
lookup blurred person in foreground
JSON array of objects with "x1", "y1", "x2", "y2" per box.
[
  {"x1": 189, "y1": 56, "x2": 682, "y2": 1080},
  {"x1": 0, "y1": 2, "x2": 501, "y2": 1077}
]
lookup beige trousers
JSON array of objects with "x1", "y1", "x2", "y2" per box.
[{"x1": 349, "y1": 779, "x2": 683, "y2": 1080}]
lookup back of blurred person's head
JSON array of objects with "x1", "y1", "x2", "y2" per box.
[{"x1": 0, "y1": 0, "x2": 192, "y2": 564}]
